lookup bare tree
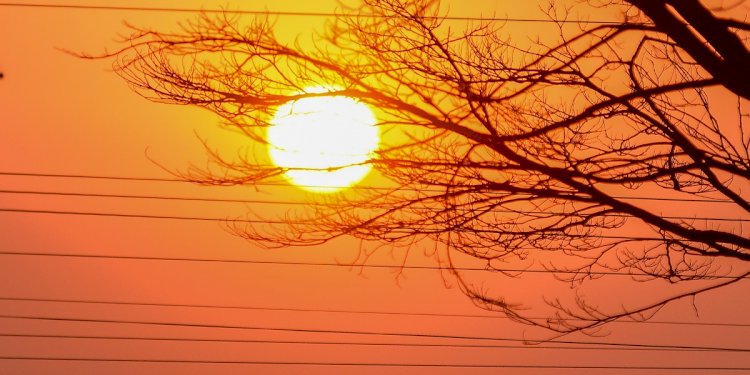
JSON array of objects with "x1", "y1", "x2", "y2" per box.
[{"x1": 90, "y1": 0, "x2": 750, "y2": 333}]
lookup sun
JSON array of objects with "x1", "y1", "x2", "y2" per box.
[{"x1": 267, "y1": 91, "x2": 379, "y2": 192}]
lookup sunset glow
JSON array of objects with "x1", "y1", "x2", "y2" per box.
[{"x1": 2, "y1": 1, "x2": 748, "y2": 373}]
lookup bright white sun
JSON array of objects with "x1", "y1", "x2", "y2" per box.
[{"x1": 268, "y1": 91, "x2": 379, "y2": 192}]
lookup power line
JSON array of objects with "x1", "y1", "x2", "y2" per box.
[
  {"x1": 0, "y1": 171, "x2": 740, "y2": 204},
  {"x1": 0, "y1": 207, "x2": 710, "y2": 242},
  {"x1": 1, "y1": 314, "x2": 748, "y2": 353},
  {"x1": 0, "y1": 333, "x2": 724, "y2": 352},
  {"x1": 1, "y1": 296, "x2": 746, "y2": 328},
  {"x1": 0, "y1": 171, "x2": 181, "y2": 183},
  {"x1": 3, "y1": 251, "x2": 748, "y2": 279},
  {"x1": 0, "y1": 207, "x2": 279, "y2": 224},
  {"x1": 0, "y1": 356, "x2": 745, "y2": 370},
  {"x1": 0, "y1": 2, "x2": 634, "y2": 24},
  {"x1": 1, "y1": 188, "x2": 747, "y2": 223},
  {"x1": 0, "y1": 189, "x2": 311, "y2": 206}
]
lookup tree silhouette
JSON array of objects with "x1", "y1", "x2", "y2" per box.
[{"x1": 91, "y1": 0, "x2": 750, "y2": 333}]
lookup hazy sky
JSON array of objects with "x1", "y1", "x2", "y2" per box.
[{"x1": 0, "y1": 1, "x2": 748, "y2": 374}]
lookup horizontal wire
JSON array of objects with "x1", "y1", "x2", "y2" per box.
[
  {"x1": 0, "y1": 356, "x2": 746, "y2": 370},
  {"x1": 0, "y1": 2, "x2": 635, "y2": 24},
  {"x1": 0, "y1": 171, "x2": 181, "y2": 183},
  {"x1": 1, "y1": 314, "x2": 748, "y2": 353},
  {"x1": 3, "y1": 251, "x2": 748, "y2": 279},
  {"x1": 0, "y1": 207, "x2": 280, "y2": 224},
  {"x1": 0, "y1": 171, "x2": 741, "y2": 204},
  {"x1": 0, "y1": 207, "x2": 701, "y2": 242},
  {"x1": 0, "y1": 189, "x2": 309, "y2": 206},
  {"x1": 0, "y1": 333, "x2": 723, "y2": 352},
  {"x1": 1, "y1": 188, "x2": 747, "y2": 223},
  {"x1": 1, "y1": 296, "x2": 746, "y2": 328}
]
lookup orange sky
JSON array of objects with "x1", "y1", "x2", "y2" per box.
[{"x1": 1, "y1": 1, "x2": 749, "y2": 374}]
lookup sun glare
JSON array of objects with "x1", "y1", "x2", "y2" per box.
[{"x1": 267, "y1": 91, "x2": 379, "y2": 192}]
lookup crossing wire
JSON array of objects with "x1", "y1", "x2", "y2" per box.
[
  {"x1": 0, "y1": 333, "x2": 731, "y2": 352},
  {"x1": 1, "y1": 188, "x2": 747, "y2": 222},
  {"x1": 0, "y1": 206, "x2": 720, "y2": 243},
  {"x1": 1, "y1": 314, "x2": 749, "y2": 353},
  {"x1": 0, "y1": 356, "x2": 747, "y2": 370},
  {"x1": 0, "y1": 171, "x2": 742, "y2": 204},
  {"x1": 1, "y1": 296, "x2": 748, "y2": 328},
  {"x1": 0, "y1": 2, "x2": 637, "y2": 24},
  {"x1": 3, "y1": 251, "x2": 749, "y2": 279}
]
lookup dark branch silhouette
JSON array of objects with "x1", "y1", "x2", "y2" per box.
[{"x1": 85, "y1": 0, "x2": 750, "y2": 333}]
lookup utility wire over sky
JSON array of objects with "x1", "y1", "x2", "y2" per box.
[
  {"x1": 1, "y1": 0, "x2": 749, "y2": 373},
  {"x1": 2, "y1": 250, "x2": 749, "y2": 279},
  {"x1": 0, "y1": 357, "x2": 747, "y2": 371},
  {"x1": 0, "y1": 2, "x2": 638, "y2": 24},
  {"x1": 2, "y1": 296, "x2": 749, "y2": 328},
  {"x1": 0, "y1": 171, "x2": 743, "y2": 203}
]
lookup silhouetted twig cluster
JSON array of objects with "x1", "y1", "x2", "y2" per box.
[{"x1": 87, "y1": 0, "x2": 750, "y2": 333}]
